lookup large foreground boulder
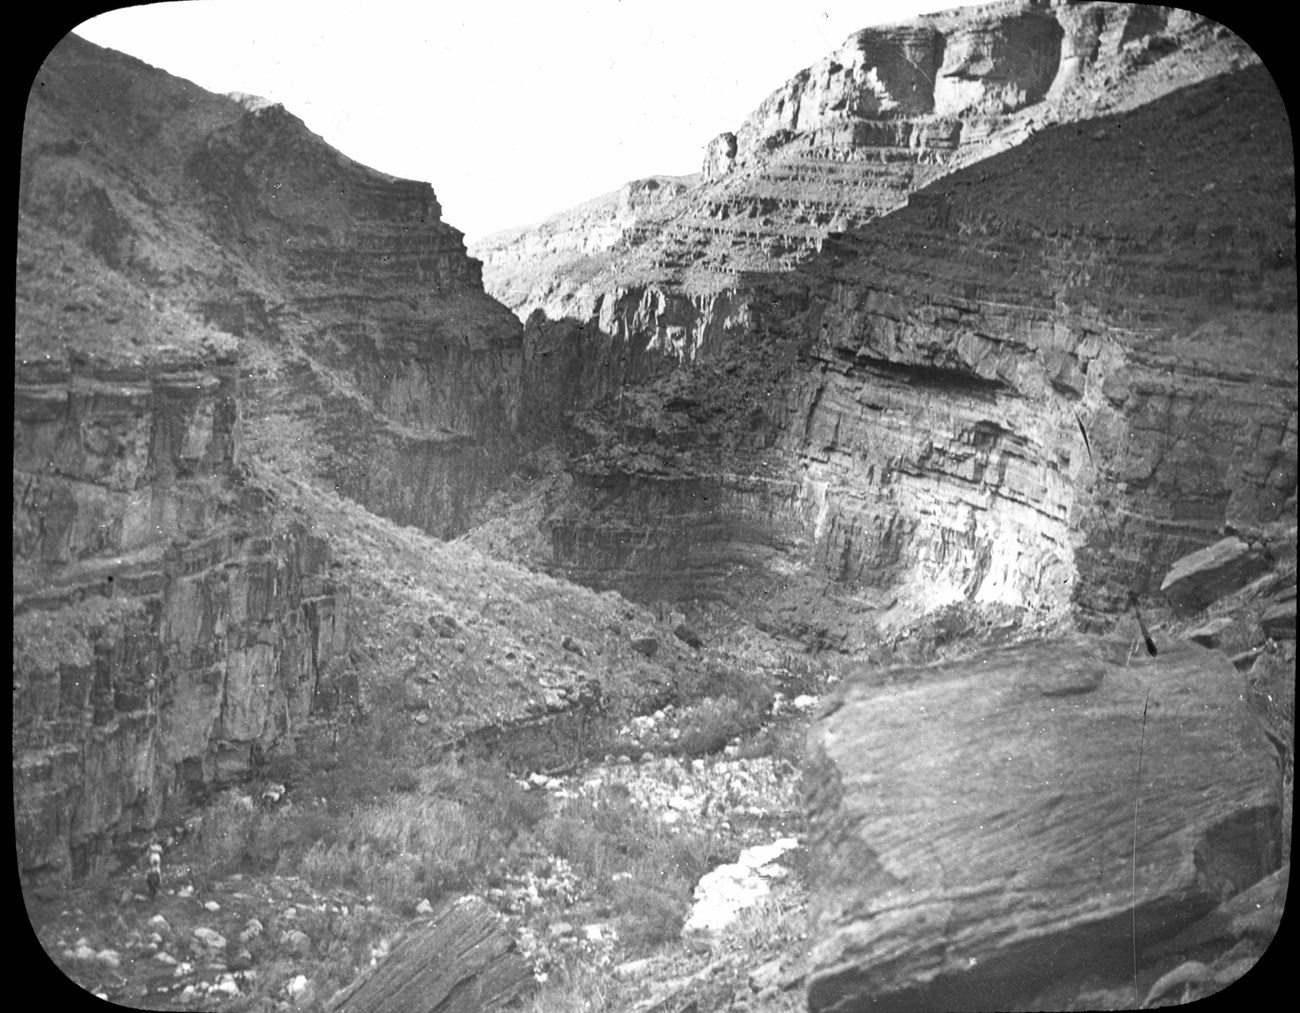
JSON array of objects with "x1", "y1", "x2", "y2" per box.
[
  {"x1": 329, "y1": 895, "x2": 532, "y2": 1013},
  {"x1": 805, "y1": 636, "x2": 1282, "y2": 1012},
  {"x1": 1160, "y1": 537, "x2": 1271, "y2": 615}
]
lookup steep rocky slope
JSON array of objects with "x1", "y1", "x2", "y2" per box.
[
  {"x1": 474, "y1": 1, "x2": 1260, "y2": 327},
  {"x1": 13, "y1": 34, "x2": 697, "y2": 882},
  {"x1": 20, "y1": 34, "x2": 525, "y2": 540}
]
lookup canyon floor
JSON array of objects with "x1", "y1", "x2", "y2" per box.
[{"x1": 26, "y1": 473, "x2": 1295, "y2": 1012}]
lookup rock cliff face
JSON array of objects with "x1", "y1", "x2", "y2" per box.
[
  {"x1": 785, "y1": 61, "x2": 1296, "y2": 627},
  {"x1": 12, "y1": 344, "x2": 348, "y2": 878},
  {"x1": 804, "y1": 636, "x2": 1282, "y2": 1011},
  {"x1": 474, "y1": 1, "x2": 1260, "y2": 325},
  {"x1": 21, "y1": 33, "x2": 525, "y2": 540},
  {"x1": 13, "y1": 34, "x2": 520, "y2": 878},
  {"x1": 182, "y1": 96, "x2": 526, "y2": 539},
  {"x1": 476, "y1": 175, "x2": 697, "y2": 325},
  {"x1": 491, "y1": 57, "x2": 1294, "y2": 647}
]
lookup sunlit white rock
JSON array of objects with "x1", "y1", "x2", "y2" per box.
[{"x1": 682, "y1": 837, "x2": 799, "y2": 945}]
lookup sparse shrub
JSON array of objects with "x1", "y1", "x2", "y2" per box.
[
  {"x1": 661, "y1": 831, "x2": 714, "y2": 885},
  {"x1": 196, "y1": 791, "x2": 258, "y2": 872},
  {"x1": 258, "y1": 750, "x2": 303, "y2": 786},
  {"x1": 254, "y1": 956, "x2": 300, "y2": 1003},
  {"x1": 543, "y1": 816, "x2": 616, "y2": 885},
  {"x1": 611, "y1": 874, "x2": 690, "y2": 951},
  {"x1": 735, "y1": 719, "x2": 809, "y2": 773},
  {"x1": 716, "y1": 891, "x2": 805, "y2": 955},
  {"x1": 542, "y1": 787, "x2": 655, "y2": 884},
  {"x1": 390, "y1": 768, "x2": 420, "y2": 793},
  {"x1": 294, "y1": 793, "x2": 499, "y2": 910},
  {"x1": 82, "y1": 870, "x2": 120, "y2": 910},
  {"x1": 543, "y1": 788, "x2": 717, "y2": 954},
  {"x1": 528, "y1": 954, "x2": 610, "y2": 1012},
  {"x1": 704, "y1": 666, "x2": 776, "y2": 715},
  {"x1": 427, "y1": 757, "x2": 548, "y2": 843},
  {"x1": 671, "y1": 696, "x2": 762, "y2": 757},
  {"x1": 663, "y1": 666, "x2": 777, "y2": 757}
]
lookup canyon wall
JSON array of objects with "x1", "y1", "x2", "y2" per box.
[
  {"x1": 22, "y1": 33, "x2": 526, "y2": 540},
  {"x1": 181, "y1": 93, "x2": 527, "y2": 538},
  {"x1": 14, "y1": 7, "x2": 1293, "y2": 883},
  {"x1": 478, "y1": 175, "x2": 697, "y2": 325},
  {"x1": 474, "y1": 2, "x2": 1260, "y2": 323},
  {"x1": 13, "y1": 348, "x2": 348, "y2": 878},
  {"x1": 13, "y1": 34, "x2": 524, "y2": 877},
  {"x1": 520, "y1": 60, "x2": 1295, "y2": 643}
]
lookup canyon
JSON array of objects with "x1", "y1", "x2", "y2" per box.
[
  {"x1": 478, "y1": 2, "x2": 1293, "y2": 649},
  {"x1": 15, "y1": 2, "x2": 1295, "y2": 1011}
]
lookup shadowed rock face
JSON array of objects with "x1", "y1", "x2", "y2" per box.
[
  {"x1": 13, "y1": 350, "x2": 348, "y2": 878},
  {"x1": 14, "y1": 34, "x2": 520, "y2": 878},
  {"x1": 506, "y1": 59, "x2": 1295, "y2": 644},
  {"x1": 804, "y1": 637, "x2": 1282, "y2": 1011},
  {"x1": 470, "y1": 4, "x2": 1292, "y2": 645}
]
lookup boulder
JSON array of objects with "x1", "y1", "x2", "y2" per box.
[
  {"x1": 682, "y1": 837, "x2": 799, "y2": 949},
  {"x1": 1185, "y1": 616, "x2": 1234, "y2": 648},
  {"x1": 1260, "y1": 599, "x2": 1296, "y2": 640},
  {"x1": 192, "y1": 927, "x2": 227, "y2": 951},
  {"x1": 280, "y1": 928, "x2": 311, "y2": 956},
  {"x1": 1160, "y1": 537, "x2": 1270, "y2": 614},
  {"x1": 329, "y1": 895, "x2": 532, "y2": 1013},
  {"x1": 674, "y1": 624, "x2": 703, "y2": 649},
  {"x1": 630, "y1": 637, "x2": 660, "y2": 658},
  {"x1": 805, "y1": 636, "x2": 1282, "y2": 1012}
]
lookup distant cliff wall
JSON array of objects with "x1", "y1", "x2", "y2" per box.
[
  {"x1": 475, "y1": 2, "x2": 1259, "y2": 325},
  {"x1": 529, "y1": 64, "x2": 1295, "y2": 641},
  {"x1": 476, "y1": 8, "x2": 1285, "y2": 641}
]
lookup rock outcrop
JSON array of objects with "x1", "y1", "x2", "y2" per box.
[
  {"x1": 1160, "y1": 536, "x2": 1273, "y2": 615},
  {"x1": 804, "y1": 636, "x2": 1283, "y2": 1011},
  {"x1": 22, "y1": 32, "x2": 525, "y2": 541},
  {"x1": 518, "y1": 60, "x2": 1294, "y2": 646},
  {"x1": 475, "y1": 175, "x2": 697, "y2": 325},
  {"x1": 14, "y1": 34, "x2": 513, "y2": 879},
  {"x1": 474, "y1": 2, "x2": 1261, "y2": 324},
  {"x1": 13, "y1": 329, "x2": 349, "y2": 881},
  {"x1": 328, "y1": 896, "x2": 532, "y2": 1013}
]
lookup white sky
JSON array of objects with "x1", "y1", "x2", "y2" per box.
[{"x1": 72, "y1": 0, "x2": 988, "y2": 242}]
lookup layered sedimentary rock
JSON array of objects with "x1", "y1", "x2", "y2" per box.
[
  {"x1": 792, "y1": 63, "x2": 1296, "y2": 622},
  {"x1": 804, "y1": 636, "x2": 1282, "y2": 1011},
  {"x1": 329, "y1": 896, "x2": 532, "y2": 1013},
  {"x1": 474, "y1": 2, "x2": 1260, "y2": 324},
  {"x1": 521, "y1": 62, "x2": 1294, "y2": 643},
  {"x1": 477, "y1": 175, "x2": 696, "y2": 325},
  {"x1": 13, "y1": 34, "x2": 520, "y2": 877},
  {"x1": 185, "y1": 96, "x2": 526, "y2": 537},
  {"x1": 12, "y1": 349, "x2": 348, "y2": 878},
  {"x1": 22, "y1": 33, "x2": 525, "y2": 540}
]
